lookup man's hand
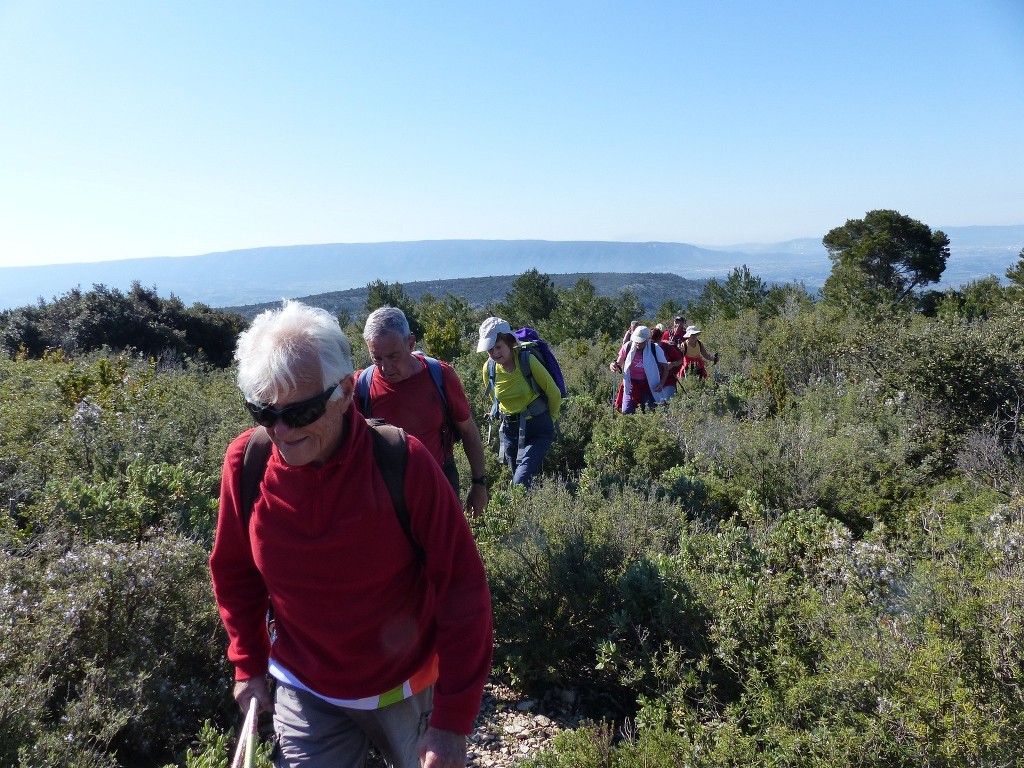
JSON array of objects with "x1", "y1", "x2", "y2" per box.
[
  {"x1": 233, "y1": 677, "x2": 273, "y2": 715},
  {"x1": 465, "y1": 482, "x2": 488, "y2": 518},
  {"x1": 418, "y1": 727, "x2": 466, "y2": 768}
]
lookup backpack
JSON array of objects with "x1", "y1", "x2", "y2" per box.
[
  {"x1": 486, "y1": 327, "x2": 567, "y2": 418},
  {"x1": 240, "y1": 419, "x2": 424, "y2": 563},
  {"x1": 355, "y1": 352, "x2": 460, "y2": 453}
]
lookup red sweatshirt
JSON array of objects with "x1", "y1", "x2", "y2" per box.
[{"x1": 209, "y1": 407, "x2": 493, "y2": 734}]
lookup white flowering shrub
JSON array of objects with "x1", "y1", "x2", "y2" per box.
[{"x1": 0, "y1": 533, "x2": 230, "y2": 766}]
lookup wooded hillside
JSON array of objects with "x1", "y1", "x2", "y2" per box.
[{"x1": 223, "y1": 271, "x2": 707, "y2": 322}]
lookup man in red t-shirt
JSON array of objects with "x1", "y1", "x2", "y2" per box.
[
  {"x1": 665, "y1": 315, "x2": 687, "y2": 347},
  {"x1": 358, "y1": 307, "x2": 488, "y2": 517}
]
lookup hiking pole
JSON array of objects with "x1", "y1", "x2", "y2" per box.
[
  {"x1": 231, "y1": 697, "x2": 259, "y2": 768},
  {"x1": 609, "y1": 361, "x2": 623, "y2": 412}
]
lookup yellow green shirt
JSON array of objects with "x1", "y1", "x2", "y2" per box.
[{"x1": 482, "y1": 348, "x2": 562, "y2": 421}]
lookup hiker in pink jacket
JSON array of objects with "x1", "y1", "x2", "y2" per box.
[{"x1": 610, "y1": 325, "x2": 668, "y2": 413}]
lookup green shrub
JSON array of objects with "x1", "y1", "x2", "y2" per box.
[
  {"x1": 46, "y1": 460, "x2": 220, "y2": 545},
  {"x1": 0, "y1": 352, "x2": 242, "y2": 515},
  {"x1": 584, "y1": 410, "x2": 685, "y2": 486},
  {"x1": 480, "y1": 478, "x2": 686, "y2": 709},
  {"x1": 163, "y1": 719, "x2": 273, "y2": 768},
  {"x1": 0, "y1": 533, "x2": 231, "y2": 765},
  {"x1": 519, "y1": 721, "x2": 616, "y2": 768},
  {"x1": 546, "y1": 397, "x2": 609, "y2": 478}
]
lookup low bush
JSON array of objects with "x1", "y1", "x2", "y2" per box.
[
  {"x1": 584, "y1": 410, "x2": 685, "y2": 487},
  {"x1": 479, "y1": 478, "x2": 687, "y2": 712},
  {"x1": 0, "y1": 532, "x2": 231, "y2": 766}
]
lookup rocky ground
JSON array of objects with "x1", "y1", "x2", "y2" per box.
[
  {"x1": 465, "y1": 680, "x2": 585, "y2": 767},
  {"x1": 365, "y1": 679, "x2": 584, "y2": 767}
]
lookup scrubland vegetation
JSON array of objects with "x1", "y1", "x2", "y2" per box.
[{"x1": 1, "y1": 214, "x2": 1022, "y2": 766}]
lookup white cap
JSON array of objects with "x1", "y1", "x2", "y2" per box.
[
  {"x1": 477, "y1": 317, "x2": 513, "y2": 352},
  {"x1": 631, "y1": 325, "x2": 650, "y2": 343}
]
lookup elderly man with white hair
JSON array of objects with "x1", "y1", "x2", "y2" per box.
[{"x1": 209, "y1": 300, "x2": 493, "y2": 768}]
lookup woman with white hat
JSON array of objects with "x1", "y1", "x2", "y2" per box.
[
  {"x1": 680, "y1": 326, "x2": 718, "y2": 380},
  {"x1": 477, "y1": 317, "x2": 562, "y2": 487},
  {"x1": 609, "y1": 325, "x2": 668, "y2": 413}
]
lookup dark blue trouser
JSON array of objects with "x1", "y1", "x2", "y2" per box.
[{"x1": 499, "y1": 410, "x2": 554, "y2": 487}]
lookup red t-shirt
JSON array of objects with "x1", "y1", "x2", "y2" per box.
[
  {"x1": 355, "y1": 358, "x2": 472, "y2": 466},
  {"x1": 660, "y1": 341, "x2": 684, "y2": 386}
]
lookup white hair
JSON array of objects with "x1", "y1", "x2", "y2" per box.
[{"x1": 235, "y1": 300, "x2": 353, "y2": 403}]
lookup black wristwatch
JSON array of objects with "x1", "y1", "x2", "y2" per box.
[{"x1": 471, "y1": 476, "x2": 487, "y2": 486}]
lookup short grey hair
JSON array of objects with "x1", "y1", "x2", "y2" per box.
[
  {"x1": 363, "y1": 306, "x2": 412, "y2": 343},
  {"x1": 235, "y1": 300, "x2": 353, "y2": 404}
]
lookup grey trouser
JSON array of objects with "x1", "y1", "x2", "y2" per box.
[{"x1": 273, "y1": 683, "x2": 433, "y2": 768}]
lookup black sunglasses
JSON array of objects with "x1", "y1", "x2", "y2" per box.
[{"x1": 245, "y1": 383, "x2": 339, "y2": 429}]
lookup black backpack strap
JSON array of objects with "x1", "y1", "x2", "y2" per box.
[
  {"x1": 242, "y1": 427, "x2": 273, "y2": 526},
  {"x1": 367, "y1": 419, "x2": 425, "y2": 564},
  {"x1": 422, "y1": 355, "x2": 457, "y2": 453},
  {"x1": 241, "y1": 426, "x2": 275, "y2": 633}
]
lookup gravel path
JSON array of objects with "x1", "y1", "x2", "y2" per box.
[
  {"x1": 365, "y1": 679, "x2": 583, "y2": 767},
  {"x1": 465, "y1": 681, "x2": 583, "y2": 767}
]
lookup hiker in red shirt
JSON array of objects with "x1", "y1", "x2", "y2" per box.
[
  {"x1": 357, "y1": 306, "x2": 488, "y2": 517},
  {"x1": 665, "y1": 315, "x2": 687, "y2": 347},
  {"x1": 209, "y1": 300, "x2": 493, "y2": 768}
]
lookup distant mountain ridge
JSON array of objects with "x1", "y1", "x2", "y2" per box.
[
  {"x1": 224, "y1": 272, "x2": 708, "y2": 321},
  {"x1": 1, "y1": 225, "x2": 1020, "y2": 312}
]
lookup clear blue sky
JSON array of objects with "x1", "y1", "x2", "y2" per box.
[{"x1": 1, "y1": 0, "x2": 1022, "y2": 268}]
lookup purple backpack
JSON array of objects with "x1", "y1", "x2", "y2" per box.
[{"x1": 513, "y1": 327, "x2": 568, "y2": 398}]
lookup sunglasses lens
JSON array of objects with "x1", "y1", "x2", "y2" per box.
[
  {"x1": 245, "y1": 401, "x2": 276, "y2": 427},
  {"x1": 280, "y1": 402, "x2": 326, "y2": 428}
]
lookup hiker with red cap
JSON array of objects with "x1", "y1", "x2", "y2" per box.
[{"x1": 210, "y1": 300, "x2": 492, "y2": 768}]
